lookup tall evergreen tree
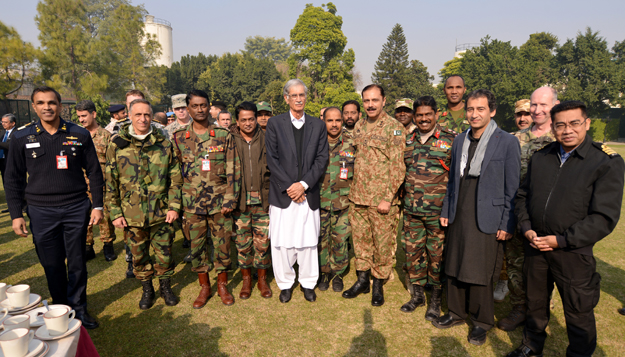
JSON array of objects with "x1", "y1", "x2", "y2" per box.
[{"x1": 372, "y1": 24, "x2": 410, "y2": 108}]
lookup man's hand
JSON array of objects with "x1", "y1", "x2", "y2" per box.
[
  {"x1": 221, "y1": 207, "x2": 233, "y2": 216},
  {"x1": 287, "y1": 182, "x2": 306, "y2": 202},
  {"x1": 89, "y1": 209, "x2": 103, "y2": 226},
  {"x1": 439, "y1": 217, "x2": 449, "y2": 227},
  {"x1": 377, "y1": 200, "x2": 391, "y2": 214},
  {"x1": 12, "y1": 218, "x2": 28, "y2": 237},
  {"x1": 532, "y1": 235, "x2": 558, "y2": 252},
  {"x1": 165, "y1": 210, "x2": 179, "y2": 223},
  {"x1": 496, "y1": 230, "x2": 513, "y2": 241},
  {"x1": 112, "y1": 217, "x2": 128, "y2": 229}
]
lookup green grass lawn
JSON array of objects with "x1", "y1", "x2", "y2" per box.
[{"x1": 2, "y1": 144, "x2": 625, "y2": 356}]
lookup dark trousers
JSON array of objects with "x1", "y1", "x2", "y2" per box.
[
  {"x1": 446, "y1": 276, "x2": 495, "y2": 330},
  {"x1": 27, "y1": 198, "x2": 91, "y2": 313},
  {"x1": 523, "y1": 248, "x2": 600, "y2": 357}
]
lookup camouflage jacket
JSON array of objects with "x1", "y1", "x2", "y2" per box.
[
  {"x1": 85, "y1": 126, "x2": 110, "y2": 188},
  {"x1": 438, "y1": 106, "x2": 468, "y2": 134},
  {"x1": 513, "y1": 128, "x2": 556, "y2": 182},
  {"x1": 165, "y1": 118, "x2": 192, "y2": 140},
  {"x1": 320, "y1": 133, "x2": 356, "y2": 212},
  {"x1": 105, "y1": 124, "x2": 182, "y2": 227},
  {"x1": 349, "y1": 112, "x2": 406, "y2": 206},
  {"x1": 343, "y1": 126, "x2": 355, "y2": 136},
  {"x1": 403, "y1": 124, "x2": 455, "y2": 216},
  {"x1": 172, "y1": 123, "x2": 241, "y2": 215}
]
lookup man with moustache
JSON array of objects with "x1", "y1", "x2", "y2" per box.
[
  {"x1": 400, "y1": 96, "x2": 454, "y2": 322},
  {"x1": 438, "y1": 75, "x2": 469, "y2": 133},
  {"x1": 514, "y1": 99, "x2": 532, "y2": 130},
  {"x1": 394, "y1": 98, "x2": 416, "y2": 131},
  {"x1": 434, "y1": 89, "x2": 520, "y2": 346},
  {"x1": 341, "y1": 100, "x2": 361, "y2": 136},
  {"x1": 75, "y1": 100, "x2": 117, "y2": 262},
  {"x1": 497, "y1": 87, "x2": 558, "y2": 332},
  {"x1": 256, "y1": 101, "x2": 273, "y2": 130},
  {"x1": 229, "y1": 101, "x2": 273, "y2": 300},
  {"x1": 172, "y1": 90, "x2": 241, "y2": 308},
  {"x1": 343, "y1": 84, "x2": 406, "y2": 307},
  {"x1": 317, "y1": 107, "x2": 356, "y2": 293}
]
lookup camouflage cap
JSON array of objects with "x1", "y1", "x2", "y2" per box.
[
  {"x1": 395, "y1": 98, "x2": 414, "y2": 110},
  {"x1": 256, "y1": 101, "x2": 272, "y2": 112},
  {"x1": 515, "y1": 99, "x2": 530, "y2": 113},
  {"x1": 171, "y1": 94, "x2": 187, "y2": 109}
]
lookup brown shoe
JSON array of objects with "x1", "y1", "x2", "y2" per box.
[
  {"x1": 193, "y1": 273, "x2": 212, "y2": 309},
  {"x1": 239, "y1": 268, "x2": 252, "y2": 299},
  {"x1": 497, "y1": 304, "x2": 527, "y2": 331},
  {"x1": 257, "y1": 268, "x2": 273, "y2": 298},
  {"x1": 217, "y1": 272, "x2": 234, "y2": 306}
]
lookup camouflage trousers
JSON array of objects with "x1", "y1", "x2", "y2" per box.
[
  {"x1": 506, "y1": 230, "x2": 526, "y2": 306},
  {"x1": 318, "y1": 208, "x2": 351, "y2": 275},
  {"x1": 184, "y1": 211, "x2": 232, "y2": 274},
  {"x1": 349, "y1": 203, "x2": 399, "y2": 280},
  {"x1": 402, "y1": 213, "x2": 445, "y2": 286},
  {"x1": 86, "y1": 191, "x2": 116, "y2": 245},
  {"x1": 125, "y1": 222, "x2": 174, "y2": 281},
  {"x1": 233, "y1": 205, "x2": 271, "y2": 269}
]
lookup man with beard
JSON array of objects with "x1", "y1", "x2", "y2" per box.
[
  {"x1": 394, "y1": 98, "x2": 416, "y2": 131},
  {"x1": 400, "y1": 96, "x2": 454, "y2": 322},
  {"x1": 514, "y1": 99, "x2": 532, "y2": 130},
  {"x1": 341, "y1": 100, "x2": 361, "y2": 135},
  {"x1": 438, "y1": 75, "x2": 468, "y2": 133},
  {"x1": 172, "y1": 90, "x2": 241, "y2": 308},
  {"x1": 256, "y1": 101, "x2": 273, "y2": 130}
]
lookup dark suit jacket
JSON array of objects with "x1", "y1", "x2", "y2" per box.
[
  {"x1": 265, "y1": 112, "x2": 329, "y2": 210},
  {"x1": 441, "y1": 126, "x2": 521, "y2": 234}
]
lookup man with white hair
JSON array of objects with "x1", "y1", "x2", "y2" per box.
[{"x1": 265, "y1": 79, "x2": 329, "y2": 303}]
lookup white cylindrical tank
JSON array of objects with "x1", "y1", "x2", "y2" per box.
[{"x1": 144, "y1": 15, "x2": 173, "y2": 68}]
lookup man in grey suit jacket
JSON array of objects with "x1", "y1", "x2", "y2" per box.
[
  {"x1": 433, "y1": 89, "x2": 521, "y2": 346},
  {"x1": 265, "y1": 79, "x2": 329, "y2": 303}
]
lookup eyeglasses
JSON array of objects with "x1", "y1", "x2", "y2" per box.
[
  {"x1": 288, "y1": 94, "x2": 306, "y2": 99},
  {"x1": 553, "y1": 118, "x2": 587, "y2": 132}
]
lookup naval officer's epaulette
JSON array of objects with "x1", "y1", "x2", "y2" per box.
[
  {"x1": 17, "y1": 123, "x2": 33, "y2": 131},
  {"x1": 594, "y1": 142, "x2": 620, "y2": 158}
]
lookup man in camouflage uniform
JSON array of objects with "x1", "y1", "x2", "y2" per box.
[
  {"x1": 230, "y1": 101, "x2": 272, "y2": 300},
  {"x1": 343, "y1": 84, "x2": 406, "y2": 307},
  {"x1": 497, "y1": 87, "x2": 558, "y2": 331},
  {"x1": 106, "y1": 98, "x2": 182, "y2": 310},
  {"x1": 438, "y1": 75, "x2": 469, "y2": 133},
  {"x1": 171, "y1": 90, "x2": 241, "y2": 308},
  {"x1": 318, "y1": 107, "x2": 356, "y2": 293},
  {"x1": 514, "y1": 99, "x2": 533, "y2": 130},
  {"x1": 341, "y1": 100, "x2": 362, "y2": 136},
  {"x1": 256, "y1": 101, "x2": 273, "y2": 131},
  {"x1": 75, "y1": 100, "x2": 117, "y2": 262},
  {"x1": 400, "y1": 96, "x2": 455, "y2": 322},
  {"x1": 394, "y1": 98, "x2": 416, "y2": 131}
]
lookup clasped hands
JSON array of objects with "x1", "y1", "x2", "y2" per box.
[
  {"x1": 525, "y1": 230, "x2": 558, "y2": 251},
  {"x1": 287, "y1": 182, "x2": 306, "y2": 203}
]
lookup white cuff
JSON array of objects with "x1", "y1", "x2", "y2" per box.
[
  {"x1": 299, "y1": 181, "x2": 309, "y2": 190},
  {"x1": 93, "y1": 207, "x2": 104, "y2": 211}
]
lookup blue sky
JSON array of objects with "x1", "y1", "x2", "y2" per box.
[{"x1": 3, "y1": 0, "x2": 625, "y2": 87}]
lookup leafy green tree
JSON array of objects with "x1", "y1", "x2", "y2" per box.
[
  {"x1": 612, "y1": 39, "x2": 625, "y2": 108},
  {"x1": 84, "y1": 0, "x2": 130, "y2": 37},
  {"x1": 288, "y1": 3, "x2": 359, "y2": 114},
  {"x1": 70, "y1": 94, "x2": 110, "y2": 127},
  {"x1": 0, "y1": 21, "x2": 38, "y2": 99},
  {"x1": 162, "y1": 53, "x2": 217, "y2": 102},
  {"x1": 438, "y1": 56, "x2": 463, "y2": 83},
  {"x1": 372, "y1": 24, "x2": 411, "y2": 107},
  {"x1": 407, "y1": 59, "x2": 436, "y2": 99},
  {"x1": 259, "y1": 79, "x2": 289, "y2": 114},
  {"x1": 244, "y1": 36, "x2": 292, "y2": 63}
]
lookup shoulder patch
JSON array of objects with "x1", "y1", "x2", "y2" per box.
[
  {"x1": 112, "y1": 135, "x2": 130, "y2": 149},
  {"x1": 393, "y1": 130, "x2": 403, "y2": 136},
  {"x1": 596, "y1": 143, "x2": 620, "y2": 158},
  {"x1": 17, "y1": 123, "x2": 33, "y2": 131}
]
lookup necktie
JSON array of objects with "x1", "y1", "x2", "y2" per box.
[{"x1": 0, "y1": 131, "x2": 7, "y2": 159}]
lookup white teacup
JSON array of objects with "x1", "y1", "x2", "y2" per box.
[
  {"x1": 0, "y1": 283, "x2": 12, "y2": 301},
  {"x1": 0, "y1": 308, "x2": 7, "y2": 321},
  {"x1": 5, "y1": 286, "x2": 29, "y2": 309},
  {"x1": 0, "y1": 315, "x2": 29, "y2": 332},
  {"x1": 0, "y1": 328, "x2": 34, "y2": 357},
  {"x1": 43, "y1": 307, "x2": 75, "y2": 336}
]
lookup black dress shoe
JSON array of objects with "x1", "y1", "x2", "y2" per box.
[
  {"x1": 619, "y1": 307, "x2": 625, "y2": 316},
  {"x1": 279, "y1": 289, "x2": 292, "y2": 303},
  {"x1": 467, "y1": 326, "x2": 488, "y2": 346},
  {"x1": 506, "y1": 345, "x2": 543, "y2": 357},
  {"x1": 301, "y1": 287, "x2": 316, "y2": 302},
  {"x1": 85, "y1": 245, "x2": 96, "y2": 261},
  {"x1": 75, "y1": 310, "x2": 99, "y2": 329},
  {"x1": 1, "y1": 209, "x2": 9, "y2": 213},
  {"x1": 432, "y1": 314, "x2": 466, "y2": 329}
]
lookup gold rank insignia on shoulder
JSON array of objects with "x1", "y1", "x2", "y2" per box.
[
  {"x1": 61, "y1": 124, "x2": 67, "y2": 131},
  {"x1": 601, "y1": 144, "x2": 619, "y2": 158},
  {"x1": 18, "y1": 123, "x2": 33, "y2": 131}
]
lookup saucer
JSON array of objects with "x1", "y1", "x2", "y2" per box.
[
  {"x1": 25, "y1": 305, "x2": 71, "y2": 327},
  {"x1": 0, "y1": 294, "x2": 42, "y2": 313},
  {"x1": 0, "y1": 338, "x2": 45, "y2": 357},
  {"x1": 35, "y1": 319, "x2": 81, "y2": 341},
  {"x1": 34, "y1": 341, "x2": 49, "y2": 357}
]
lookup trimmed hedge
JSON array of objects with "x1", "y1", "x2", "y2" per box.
[{"x1": 588, "y1": 118, "x2": 620, "y2": 142}]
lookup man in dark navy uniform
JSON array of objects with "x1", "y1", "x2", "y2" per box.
[{"x1": 5, "y1": 86, "x2": 103, "y2": 329}]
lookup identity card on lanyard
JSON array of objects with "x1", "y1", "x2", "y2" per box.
[
  {"x1": 339, "y1": 162, "x2": 348, "y2": 180},
  {"x1": 57, "y1": 151, "x2": 68, "y2": 169},
  {"x1": 202, "y1": 155, "x2": 210, "y2": 171}
]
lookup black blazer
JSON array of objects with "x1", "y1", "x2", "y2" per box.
[
  {"x1": 0, "y1": 128, "x2": 15, "y2": 153},
  {"x1": 265, "y1": 112, "x2": 329, "y2": 210}
]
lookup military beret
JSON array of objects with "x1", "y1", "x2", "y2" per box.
[
  {"x1": 108, "y1": 104, "x2": 125, "y2": 113},
  {"x1": 395, "y1": 98, "x2": 414, "y2": 110}
]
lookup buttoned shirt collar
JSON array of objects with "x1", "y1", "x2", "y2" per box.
[{"x1": 289, "y1": 111, "x2": 306, "y2": 129}]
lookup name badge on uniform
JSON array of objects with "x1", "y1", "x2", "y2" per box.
[
  {"x1": 57, "y1": 151, "x2": 68, "y2": 169},
  {"x1": 26, "y1": 143, "x2": 40, "y2": 149},
  {"x1": 202, "y1": 155, "x2": 210, "y2": 171},
  {"x1": 339, "y1": 162, "x2": 348, "y2": 180}
]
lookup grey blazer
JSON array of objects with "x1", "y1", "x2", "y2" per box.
[
  {"x1": 441, "y1": 127, "x2": 521, "y2": 234},
  {"x1": 265, "y1": 112, "x2": 329, "y2": 210}
]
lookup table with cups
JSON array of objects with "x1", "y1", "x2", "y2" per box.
[{"x1": 0, "y1": 283, "x2": 82, "y2": 357}]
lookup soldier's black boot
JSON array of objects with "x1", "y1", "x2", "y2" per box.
[
  {"x1": 371, "y1": 277, "x2": 385, "y2": 306},
  {"x1": 102, "y1": 242, "x2": 117, "y2": 262},
  {"x1": 125, "y1": 260, "x2": 135, "y2": 279},
  {"x1": 183, "y1": 248, "x2": 193, "y2": 263},
  {"x1": 139, "y1": 279, "x2": 155, "y2": 310},
  {"x1": 182, "y1": 238, "x2": 191, "y2": 249},
  {"x1": 342, "y1": 270, "x2": 370, "y2": 299},
  {"x1": 400, "y1": 284, "x2": 425, "y2": 313},
  {"x1": 317, "y1": 273, "x2": 331, "y2": 291},
  {"x1": 332, "y1": 274, "x2": 344, "y2": 292},
  {"x1": 85, "y1": 244, "x2": 96, "y2": 261},
  {"x1": 425, "y1": 286, "x2": 443, "y2": 321},
  {"x1": 159, "y1": 278, "x2": 179, "y2": 306}
]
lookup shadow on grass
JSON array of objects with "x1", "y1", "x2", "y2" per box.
[
  {"x1": 92, "y1": 305, "x2": 229, "y2": 357},
  {"x1": 429, "y1": 336, "x2": 468, "y2": 356},
  {"x1": 596, "y1": 256, "x2": 625, "y2": 306},
  {"x1": 344, "y1": 309, "x2": 387, "y2": 357}
]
